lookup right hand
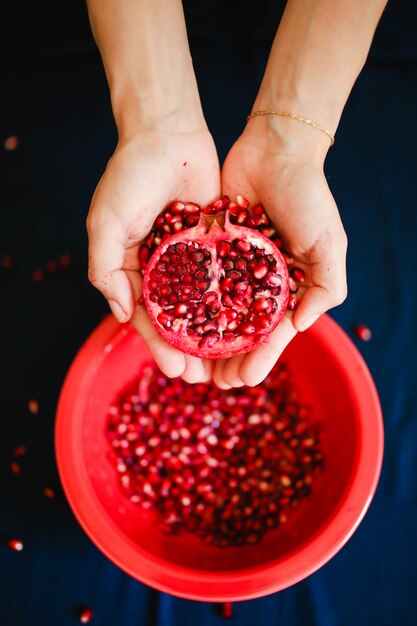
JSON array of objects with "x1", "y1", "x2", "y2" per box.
[{"x1": 87, "y1": 125, "x2": 221, "y2": 383}]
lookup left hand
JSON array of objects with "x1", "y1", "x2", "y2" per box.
[{"x1": 214, "y1": 121, "x2": 347, "y2": 388}]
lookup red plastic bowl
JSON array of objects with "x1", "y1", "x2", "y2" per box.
[{"x1": 55, "y1": 315, "x2": 383, "y2": 601}]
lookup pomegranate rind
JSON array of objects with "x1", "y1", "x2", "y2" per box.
[{"x1": 143, "y1": 212, "x2": 289, "y2": 359}]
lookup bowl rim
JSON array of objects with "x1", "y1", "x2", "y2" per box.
[{"x1": 55, "y1": 314, "x2": 384, "y2": 601}]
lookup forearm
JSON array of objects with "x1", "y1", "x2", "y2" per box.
[
  {"x1": 87, "y1": 0, "x2": 204, "y2": 137},
  {"x1": 251, "y1": 0, "x2": 387, "y2": 156}
]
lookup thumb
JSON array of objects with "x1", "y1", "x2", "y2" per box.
[
  {"x1": 87, "y1": 217, "x2": 134, "y2": 322},
  {"x1": 293, "y1": 260, "x2": 348, "y2": 332}
]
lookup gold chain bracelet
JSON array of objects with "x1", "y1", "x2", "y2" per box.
[{"x1": 246, "y1": 109, "x2": 335, "y2": 147}]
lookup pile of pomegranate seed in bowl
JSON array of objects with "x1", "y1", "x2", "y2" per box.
[{"x1": 105, "y1": 359, "x2": 324, "y2": 549}]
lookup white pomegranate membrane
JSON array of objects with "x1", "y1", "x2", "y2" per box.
[
  {"x1": 142, "y1": 197, "x2": 296, "y2": 359},
  {"x1": 105, "y1": 361, "x2": 323, "y2": 548}
]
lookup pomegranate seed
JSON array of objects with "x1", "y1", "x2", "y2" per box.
[
  {"x1": 353, "y1": 324, "x2": 372, "y2": 341},
  {"x1": 252, "y1": 203, "x2": 265, "y2": 216},
  {"x1": 219, "y1": 602, "x2": 233, "y2": 618},
  {"x1": 4, "y1": 135, "x2": 19, "y2": 151},
  {"x1": 236, "y1": 240, "x2": 251, "y2": 252},
  {"x1": 46, "y1": 259, "x2": 58, "y2": 273},
  {"x1": 199, "y1": 332, "x2": 221, "y2": 349},
  {"x1": 59, "y1": 254, "x2": 72, "y2": 268},
  {"x1": 236, "y1": 210, "x2": 249, "y2": 224},
  {"x1": 239, "y1": 322, "x2": 256, "y2": 335},
  {"x1": 11, "y1": 462, "x2": 21, "y2": 475},
  {"x1": 291, "y1": 267, "x2": 305, "y2": 283},
  {"x1": 43, "y1": 487, "x2": 56, "y2": 499},
  {"x1": 282, "y1": 252, "x2": 294, "y2": 265},
  {"x1": 1, "y1": 255, "x2": 12, "y2": 269},
  {"x1": 165, "y1": 213, "x2": 183, "y2": 225},
  {"x1": 184, "y1": 202, "x2": 201, "y2": 214},
  {"x1": 28, "y1": 399, "x2": 39, "y2": 414},
  {"x1": 13, "y1": 445, "x2": 27, "y2": 458},
  {"x1": 260, "y1": 227, "x2": 276, "y2": 238},
  {"x1": 8, "y1": 538, "x2": 24, "y2": 551},
  {"x1": 266, "y1": 273, "x2": 282, "y2": 287},
  {"x1": 287, "y1": 295, "x2": 298, "y2": 310},
  {"x1": 218, "y1": 241, "x2": 230, "y2": 257},
  {"x1": 78, "y1": 607, "x2": 94, "y2": 623},
  {"x1": 139, "y1": 246, "x2": 150, "y2": 269},
  {"x1": 236, "y1": 195, "x2": 250, "y2": 209},
  {"x1": 171, "y1": 201, "x2": 185, "y2": 212},
  {"x1": 212, "y1": 199, "x2": 226, "y2": 210},
  {"x1": 32, "y1": 269, "x2": 44, "y2": 283},
  {"x1": 247, "y1": 216, "x2": 262, "y2": 227},
  {"x1": 289, "y1": 277, "x2": 298, "y2": 293},
  {"x1": 253, "y1": 263, "x2": 268, "y2": 279}
]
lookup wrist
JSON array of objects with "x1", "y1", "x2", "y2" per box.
[
  {"x1": 244, "y1": 104, "x2": 330, "y2": 165},
  {"x1": 110, "y1": 64, "x2": 206, "y2": 139}
]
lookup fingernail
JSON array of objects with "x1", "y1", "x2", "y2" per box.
[
  {"x1": 109, "y1": 299, "x2": 127, "y2": 323},
  {"x1": 298, "y1": 313, "x2": 320, "y2": 332}
]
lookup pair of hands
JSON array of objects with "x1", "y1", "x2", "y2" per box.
[{"x1": 87, "y1": 120, "x2": 347, "y2": 389}]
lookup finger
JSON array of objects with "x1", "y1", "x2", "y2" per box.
[
  {"x1": 292, "y1": 224, "x2": 348, "y2": 332},
  {"x1": 87, "y1": 217, "x2": 134, "y2": 322},
  {"x1": 201, "y1": 360, "x2": 214, "y2": 382},
  {"x1": 239, "y1": 315, "x2": 297, "y2": 386},
  {"x1": 131, "y1": 305, "x2": 186, "y2": 379},
  {"x1": 181, "y1": 355, "x2": 208, "y2": 384},
  {"x1": 215, "y1": 356, "x2": 246, "y2": 388},
  {"x1": 294, "y1": 282, "x2": 348, "y2": 331},
  {"x1": 214, "y1": 379, "x2": 232, "y2": 390},
  {"x1": 212, "y1": 361, "x2": 234, "y2": 389},
  {"x1": 294, "y1": 256, "x2": 348, "y2": 332},
  {"x1": 212, "y1": 359, "x2": 228, "y2": 389}
]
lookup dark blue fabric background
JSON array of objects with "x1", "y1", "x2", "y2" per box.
[{"x1": 1, "y1": 1, "x2": 416, "y2": 625}]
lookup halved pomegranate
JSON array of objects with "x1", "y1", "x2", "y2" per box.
[{"x1": 142, "y1": 208, "x2": 290, "y2": 359}]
